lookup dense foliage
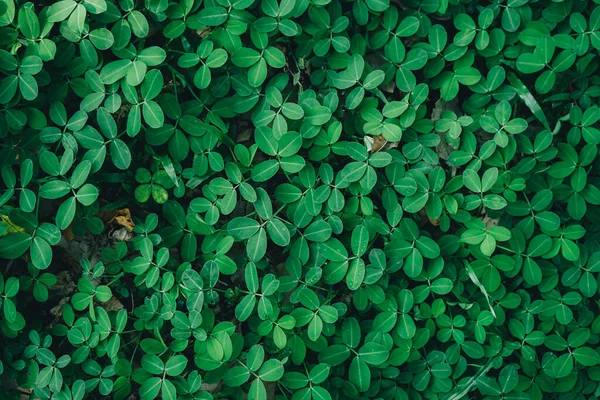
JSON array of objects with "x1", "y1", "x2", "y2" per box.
[{"x1": 2, "y1": 0, "x2": 600, "y2": 399}]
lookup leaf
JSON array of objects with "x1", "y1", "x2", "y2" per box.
[
  {"x1": 139, "y1": 377, "x2": 162, "y2": 400},
  {"x1": 431, "y1": 278, "x2": 453, "y2": 294},
  {"x1": 266, "y1": 219, "x2": 290, "y2": 246},
  {"x1": 259, "y1": 359, "x2": 284, "y2": 381},
  {"x1": 0, "y1": 233, "x2": 32, "y2": 259},
  {"x1": 351, "y1": 224, "x2": 369, "y2": 256},
  {"x1": 142, "y1": 101, "x2": 164, "y2": 128},
  {"x1": 100, "y1": 60, "x2": 132, "y2": 84},
  {"x1": 228, "y1": 218, "x2": 260, "y2": 240},
  {"x1": 349, "y1": 357, "x2": 370, "y2": 392},
  {"x1": 358, "y1": 343, "x2": 389, "y2": 365},
  {"x1": 463, "y1": 169, "x2": 482, "y2": 192},
  {"x1": 319, "y1": 238, "x2": 349, "y2": 262},
  {"x1": 4, "y1": 277, "x2": 19, "y2": 297},
  {"x1": 126, "y1": 60, "x2": 147, "y2": 86},
  {"x1": 89, "y1": 28, "x2": 114, "y2": 50},
  {"x1": 248, "y1": 378, "x2": 267, "y2": 400},
  {"x1": 56, "y1": 197, "x2": 76, "y2": 230},
  {"x1": 247, "y1": 228, "x2": 267, "y2": 262},
  {"x1": 552, "y1": 353, "x2": 573, "y2": 378},
  {"x1": 224, "y1": 366, "x2": 250, "y2": 386},
  {"x1": 0, "y1": 75, "x2": 18, "y2": 104},
  {"x1": 142, "y1": 355, "x2": 165, "y2": 375},
  {"x1": 197, "y1": 6, "x2": 228, "y2": 26},
  {"x1": 18, "y1": 6, "x2": 40, "y2": 39},
  {"x1": 76, "y1": 184, "x2": 99, "y2": 206},
  {"x1": 476, "y1": 376, "x2": 501, "y2": 396},
  {"x1": 128, "y1": 11, "x2": 149, "y2": 37},
  {"x1": 507, "y1": 72, "x2": 550, "y2": 131},
  {"x1": 165, "y1": 355, "x2": 188, "y2": 376},
  {"x1": 404, "y1": 248, "x2": 423, "y2": 278},
  {"x1": 31, "y1": 237, "x2": 52, "y2": 269},
  {"x1": 129, "y1": 333, "x2": 158, "y2": 356},
  {"x1": 573, "y1": 347, "x2": 600, "y2": 366},
  {"x1": 110, "y1": 139, "x2": 131, "y2": 170},
  {"x1": 47, "y1": 0, "x2": 76, "y2": 22},
  {"x1": 19, "y1": 73, "x2": 38, "y2": 100},
  {"x1": 235, "y1": 294, "x2": 256, "y2": 322},
  {"x1": 252, "y1": 160, "x2": 280, "y2": 182},
  {"x1": 161, "y1": 380, "x2": 176, "y2": 400}
]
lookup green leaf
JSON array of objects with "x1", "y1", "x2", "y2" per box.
[
  {"x1": 349, "y1": 357, "x2": 370, "y2": 392},
  {"x1": 165, "y1": 355, "x2": 187, "y2": 376},
  {"x1": 19, "y1": 73, "x2": 38, "y2": 100},
  {"x1": 137, "y1": 47, "x2": 166, "y2": 66},
  {"x1": 161, "y1": 380, "x2": 176, "y2": 400},
  {"x1": 142, "y1": 101, "x2": 164, "y2": 128},
  {"x1": 404, "y1": 248, "x2": 423, "y2": 278},
  {"x1": 358, "y1": 343, "x2": 388, "y2": 365},
  {"x1": 252, "y1": 160, "x2": 280, "y2": 182},
  {"x1": 76, "y1": 184, "x2": 99, "y2": 206},
  {"x1": 95, "y1": 285, "x2": 112, "y2": 302},
  {"x1": 0, "y1": 233, "x2": 32, "y2": 259},
  {"x1": 56, "y1": 197, "x2": 76, "y2": 230},
  {"x1": 431, "y1": 278, "x2": 453, "y2": 294},
  {"x1": 259, "y1": 359, "x2": 284, "y2": 381},
  {"x1": 47, "y1": 0, "x2": 76, "y2": 22},
  {"x1": 267, "y1": 219, "x2": 290, "y2": 246},
  {"x1": 110, "y1": 139, "x2": 131, "y2": 170},
  {"x1": 89, "y1": 28, "x2": 114, "y2": 50},
  {"x1": 139, "y1": 377, "x2": 162, "y2": 400},
  {"x1": 463, "y1": 169, "x2": 482, "y2": 192},
  {"x1": 573, "y1": 347, "x2": 600, "y2": 366},
  {"x1": 18, "y1": 5, "x2": 39, "y2": 39},
  {"x1": 247, "y1": 228, "x2": 267, "y2": 262},
  {"x1": 128, "y1": 11, "x2": 149, "y2": 38},
  {"x1": 351, "y1": 224, "x2": 369, "y2": 256},
  {"x1": 476, "y1": 376, "x2": 502, "y2": 396},
  {"x1": 100, "y1": 60, "x2": 132, "y2": 84},
  {"x1": 142, "y1": 355, "x2": 165, "y2": 375},
  {"x1": 126, "y1": 60, "x2": 147, "y2": 86},
  {"x1": 552, "y1": 354, "x2": 573, "y2": 378},
  {"x1": 235, "y1": 294, "x2": 256, "y2": 321},
  {"x1": 346, "y1": 259, "x2": 365, "y2": 291},
  {"x1": 507, "y1": 72, "x2": 550, "y2": 131},
  {"x1": 31, "y1": 237, "x2": 52, "y2": 269},
  {"x1": 141, "y1": 339, "x2": 167, "y2": 355},
  {"x1": 197, "y1": 6, "x2": 228, "y2": 26},
  {"x1": 228, "y1": 218, "x2": 260, "y2": 240},
  {"x1": 224, "y1": 367, "x2": 250, "y2": 386}
]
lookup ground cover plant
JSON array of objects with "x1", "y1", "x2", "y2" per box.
[{"x1": 1, "y1": 0, "x2": 600, "y2": 399}]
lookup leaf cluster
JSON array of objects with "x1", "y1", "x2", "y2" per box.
[{"x1": 1, "y1": 0, "x2": 600, "y2": 399}]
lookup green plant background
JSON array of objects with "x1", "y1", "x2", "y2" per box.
[{"x1": 1, "y1": 0, "x2": 600, "y2": 399}]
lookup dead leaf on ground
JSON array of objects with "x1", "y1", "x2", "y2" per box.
[
  {"x1": 50, "y1": 297, "x2": 70, "y2": 319},
  {"x1": 196, "y1": 28, "x2": 212, "y2": 38},
  {"x1": 237, "y1": 127, "x2": 253, "y2": 143},
  {"x1": 102, "y1": 296, "x2": 125, "y2": 312},
  {"x1": 381, "y1": 80, "x2": 395, "y2": 94},
  {"x1": 436, "y1": 132, "x2": 455, "y2": 161},
  {"x1": 64, "y1": 225, "x2": 75, "y2": 241},
  {"x1": 109, "y1": 227, "x2": 133, "y2": 242},
  {"x1": 370, "y1": 135, "x2": 399, "y2": 153},
  {"x1": 99, "y1": 209, "x2": 135, "y2": 231},
  {"x1": 482, "y1": 214, "x2": 500, "y2": 229},
  {"x1": 370, "y1": 135, "x2": 387, "y2": 152}
]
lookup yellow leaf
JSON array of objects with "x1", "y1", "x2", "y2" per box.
[
  {"x1": 0, "y1": 214, "x2": 25, "y2": 235},
  {"x1": 99, "y1": 209, "x2": 135, "y2": 231}
]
